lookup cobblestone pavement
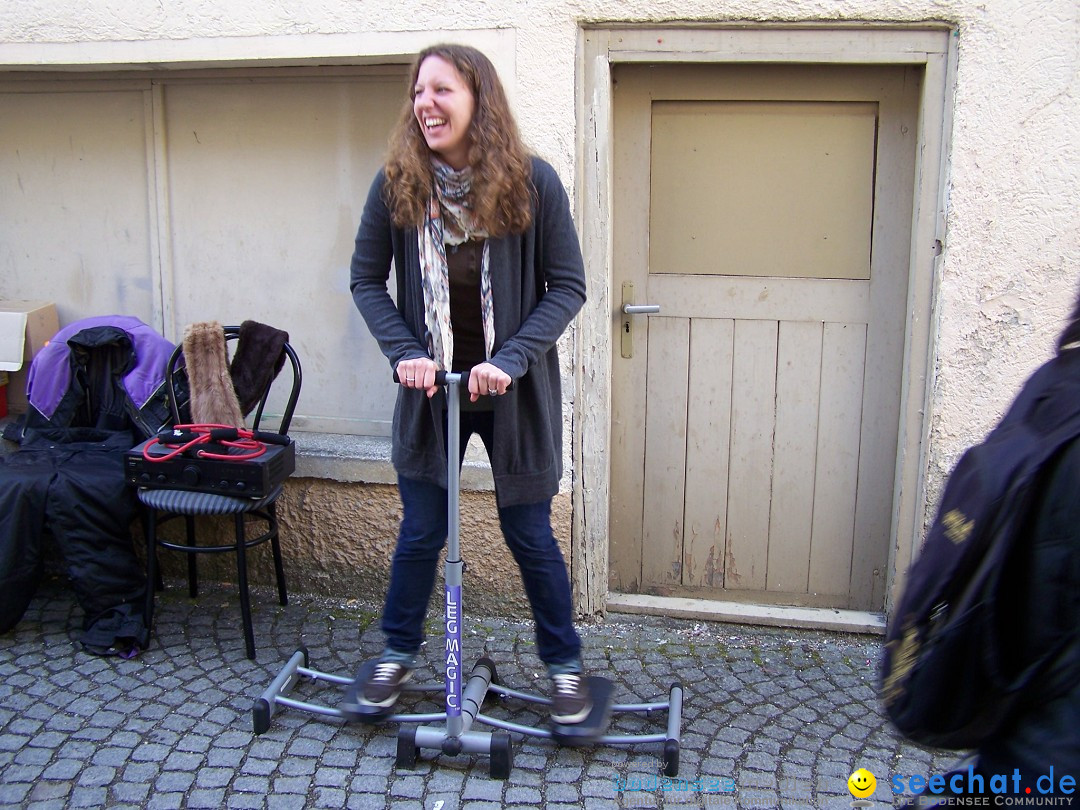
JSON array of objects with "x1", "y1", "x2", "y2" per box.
[{"x1": 0, "y1": 577, "x2": 958, "y2": 809}]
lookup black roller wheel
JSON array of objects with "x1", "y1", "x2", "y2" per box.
[
  {"x1": 663, "y1": 738, "x2": 680, "y2": 777},
  {"x1": 251, "y1": 698, "x2": 271, "y2": 735},
  {"x1": 396, "y1": 727, "x2": 419, "y2": 769},
  {"x1": 489, "y1": 732, "x2": 513, "y2": 779}
]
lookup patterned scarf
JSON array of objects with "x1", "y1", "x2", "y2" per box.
[{"x1": 419, "y1": 159, "x2": 494, "y2": 371}]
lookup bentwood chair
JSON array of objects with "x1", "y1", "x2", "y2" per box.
[{"x1": 138, "y1": 324, "x2": 301, "y2": 659}]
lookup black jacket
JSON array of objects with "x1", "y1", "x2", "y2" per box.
[{"x1": 0, "y1": 317, "x2": 173, "y2": 649}]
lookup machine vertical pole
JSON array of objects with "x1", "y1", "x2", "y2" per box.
[{"x1": 444, "y1": 373, "x2": 464, "y2": 740}]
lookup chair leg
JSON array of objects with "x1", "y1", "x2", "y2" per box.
[
  {"x1": 185, "y1": 515, "x2": 198, "y2": 598},
  {"x1": 141, "y1": 506, "x2": 165, "y2": 591},
  {"x1": 234, "y1": 513, "x2": 256, "y2": 660},
  {"x1": 143, "y1": 506, "x2": 158, "y2": 639},
  {"x1": 268, "y1": 503, "x2": 288, "y2": 606}
]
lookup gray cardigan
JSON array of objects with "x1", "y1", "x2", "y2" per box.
[{"x1": 350, "y1": 157, "x2": 587, "y2": 506}]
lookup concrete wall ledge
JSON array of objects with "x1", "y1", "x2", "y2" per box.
[{"x1": 293, "y1": 430, "x2": 495, "y2": 491}]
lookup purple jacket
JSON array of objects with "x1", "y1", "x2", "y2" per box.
[{"x1": 24, "y1": 315, "x2": 174, "y2": 438}]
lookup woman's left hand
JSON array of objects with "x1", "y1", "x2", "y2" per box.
[{"x1": 468, "y1": 362, "x2": 512, "y2": 402}]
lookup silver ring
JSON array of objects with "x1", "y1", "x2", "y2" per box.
[
  {"x1": 406, "y1": 377, "x2": 415, "y2": 383},
  {"x1": 488, "y1": 388, "x2": 498, "y2": 395}
]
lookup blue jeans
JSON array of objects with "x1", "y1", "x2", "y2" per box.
[{"x1": 380, "y1": 410, "x2": 581, "y2": 672}]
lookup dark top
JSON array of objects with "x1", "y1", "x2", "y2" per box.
[
  {"x1": 447, "y1": 239, "x2": 486, "y2": 373},
  {"x1": 448, "y1": 239, "x2": 493, "y2": 412}
]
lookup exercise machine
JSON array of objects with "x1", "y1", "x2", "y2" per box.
[{"x1": 254, "y1": 373, "x2": 682, "y2": 777}]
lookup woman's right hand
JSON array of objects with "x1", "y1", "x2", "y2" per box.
[{"x1": 396, "y1": 357, "x2": 440, "y2": 398}]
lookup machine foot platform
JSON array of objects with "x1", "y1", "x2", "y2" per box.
[
  {"x1": 340, "y1": 659, "x2": 403, "y2": 724},
  {"x1": 549, "y1": 676, "x2": 615, "y2": 745}
]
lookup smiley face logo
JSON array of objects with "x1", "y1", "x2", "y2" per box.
[{"x1": 848, "y1": 768, "x2": 877, "y2": 799}]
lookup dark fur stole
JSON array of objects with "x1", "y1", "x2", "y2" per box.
[{"x1": 229, "y1": 320, "x2": 289, "y2": 417}]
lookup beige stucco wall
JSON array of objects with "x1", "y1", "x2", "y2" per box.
[
  {"x1": 3, "y1": 0, "x2": 1079, "y2": 613},
  {"x1": 151, "y1": 481, "x2": 572, "y2": 620}
]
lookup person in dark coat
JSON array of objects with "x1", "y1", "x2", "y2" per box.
[
  {"x1": 902, "y1": 294, "x2": 1080, "y2": 806},
  {"x1": 348, "y1": 43, "x2": 591, "y2": 722},
  {"x1": 971, "y1": 294, "x2": 1080, "y2": 792}
]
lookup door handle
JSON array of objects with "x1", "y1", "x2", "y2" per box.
[{"x1": 620, "y1": 282, "x2": 659, "y2": 358}]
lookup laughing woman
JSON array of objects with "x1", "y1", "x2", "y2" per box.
[{"x1": 348, "y1": 44, "x2": 592, "y2": 724}]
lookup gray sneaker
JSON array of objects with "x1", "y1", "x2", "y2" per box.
[
  {"x1": 361, "y1": 661, "x2": 412, "y2": 708},
  {"x1": 550, "y1": 673, "x2": 593, "y2": 724}
]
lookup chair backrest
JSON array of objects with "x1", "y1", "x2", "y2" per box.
[{"x1": 165, "y1": 324, "x2": 302, "y2": 435}]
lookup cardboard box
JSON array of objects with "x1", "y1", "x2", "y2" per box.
[{"x1": 0, "y1": 301, "x2": 60, "y2": 415}]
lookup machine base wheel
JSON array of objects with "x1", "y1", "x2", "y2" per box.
[{"x1": 490, "y1": 732, "x2": 513, "y2": 779}]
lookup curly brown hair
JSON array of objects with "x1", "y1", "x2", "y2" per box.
[{"x1": 383, "y1": 44, "x2": 534, "y2": 237}]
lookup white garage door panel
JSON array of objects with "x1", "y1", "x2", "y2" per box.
[
  {"x1": 163, "y1": 76, "x2": 404, "y2": 435},
  {"x1": 0, "y1": 90, "x2": 154, "y2": 323}
]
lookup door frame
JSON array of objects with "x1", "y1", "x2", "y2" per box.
[{"x1": 572, "y1": 23, "x2": 957, "y2": 628}]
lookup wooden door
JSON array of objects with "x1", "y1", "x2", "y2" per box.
[{"x1": 609, "y1": 63, "x2": 920, "y2": 611}]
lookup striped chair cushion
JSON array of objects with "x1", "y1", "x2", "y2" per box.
[{"x1": 137, "y1": 484, "x2": 283, "y2": 515}]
